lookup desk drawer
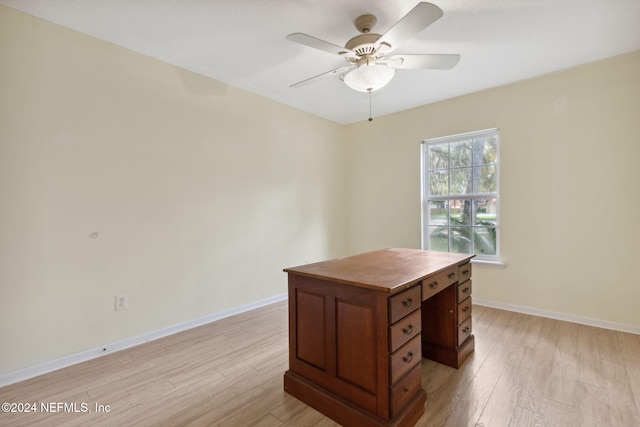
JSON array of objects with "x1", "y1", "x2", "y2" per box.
[
  {"x1": 390, "y1": 363, "x2": 422, "y2": 417},
  {"x1": 457, "y1": 280, "x2": 472, "y2": 303},
  {"x1": 389, "y1": 309, "x2": 422, "y2": 353},
  {"x1": 390, "y1": 335, "x2": 421, "y2": 384},
  {"x1": 422, "y1": 266, "x2": 457, "y2": 301},
  {"x1": 458, "y1": 317, "x2": 472, "y2": 346},
  {"x1": 458, "y1": 262, "x2": 472, "y2": 283},
  {"x1": 457, "y1": 296, "x2": 472, "y2": 324},
  {"x1": 389, "y1": 285, "x2": 421, "y2": 324}
]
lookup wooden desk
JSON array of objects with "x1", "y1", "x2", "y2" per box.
[{"x1": 283, "y1": 248, "x2": 475, "y2": 427}]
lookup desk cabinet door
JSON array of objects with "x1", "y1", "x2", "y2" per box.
[{"x1": 421, "y1": 284, "x2": 457, "y2": 348}]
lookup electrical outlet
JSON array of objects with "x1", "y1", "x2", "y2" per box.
[{"x1": 115, "y1": 295, "x2": 128, "y2": 311}]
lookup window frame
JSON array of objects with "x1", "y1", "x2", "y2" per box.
[{"x1": 420, "y1": 128, "x2": 500, "y2": 262}]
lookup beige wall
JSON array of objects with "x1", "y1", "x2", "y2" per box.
[
  {"x1": 346, "y1": 50, "x2": 640, "y2": 327},
  {"x1": 0, "y1": 6, "x2": 347, "y2": 375},
  {"x1": 2, "y1": 4, "x2": 639, "y2": 378}
]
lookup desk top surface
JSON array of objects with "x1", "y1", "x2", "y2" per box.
[{"x1": 284, "y1": 248, "x2": 474, "y2": 293}]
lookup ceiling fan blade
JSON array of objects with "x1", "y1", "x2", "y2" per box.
[
  {"x1": 290, "y1": 65, "x2": 355, "y2": 88},
  {"x1": 374, "y1": 2, "x2": 444, "y2": 53},
  {"x1": 286, "y1": 33, "x2": 353, "y2": 56},
  {"x1": 388, "y1": 54, "x2": 460, "y2": 70}
]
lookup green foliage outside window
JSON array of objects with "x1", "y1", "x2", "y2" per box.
[{"x1": 423, "y1": 130, "x2": 499, "y2": 258}]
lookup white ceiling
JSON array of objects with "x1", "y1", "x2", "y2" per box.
[{"x1": 2, "y1": 0, "x2": 639, "y2": 124}]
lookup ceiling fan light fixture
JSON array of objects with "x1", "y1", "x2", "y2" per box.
[{"x1": 343, "y1": 63, "x2": 395, "y2": 92}]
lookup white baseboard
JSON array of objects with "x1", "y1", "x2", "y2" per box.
[
  {"x1": 0, "y1": 293, "x2": 288, "y2": 388},
  {"x1": 473, "y1": 298, "x2": 640, "y2": 335},
  {"x1": 5, "y1": 294, "x2": 635, "y2": 388}
]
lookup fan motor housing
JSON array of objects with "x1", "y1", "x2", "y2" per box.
[{"x1": 345, "y1": 33, "x2": 381, "y2": 56}]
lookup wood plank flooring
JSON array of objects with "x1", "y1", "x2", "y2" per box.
[{"x1": 1, "y1": 301, "x2": 639, "y2": 426}]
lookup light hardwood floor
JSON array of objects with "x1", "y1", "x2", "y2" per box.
[{"x1": 1, "y1": 301, "x2": 640, "y2": 426}]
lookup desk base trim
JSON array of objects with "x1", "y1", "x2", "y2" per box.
[
  {"x1": 421, "y1": 334, "x2": 475, "y2": 369},
  {"x1": 284, "y1": 370, "x2": 426, "y2": 427}
]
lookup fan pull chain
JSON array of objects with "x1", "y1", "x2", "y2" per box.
[{"x1": 368, "y1": 90, "x2": 373, "y2": 122}]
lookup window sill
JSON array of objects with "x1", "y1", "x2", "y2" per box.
[{"x1": 471, "y1": 258, "x2": 506, "y2": 267}]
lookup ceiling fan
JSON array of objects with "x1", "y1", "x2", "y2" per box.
[{"x1": 286, "y1": 2, "x2": 460, "y2": 93}]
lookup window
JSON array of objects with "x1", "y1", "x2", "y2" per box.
[{"x1": 421, "y1": 129, "x2": 500, "y2": 261}]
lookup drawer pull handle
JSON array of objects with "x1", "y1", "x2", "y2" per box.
[
  {"x1": 462, "y1": 269, "x2": 469, "y2": 275},
  {"x1": 462, "y1": 287, "x2": 469, "y2": 294},
  {"x1": 462, "y1": 326, "x2": 470, "y2": 334},
  {"x1": 463, "y1": 307, "x2": 470, "y2": 313},
  {"x1": 429, "y1": 281, "x2": 438, "y2": 289},
  {"x1": 448, "y1": 272, "x2": 455, "y2": 279},
  {"x1": 401, "y1": 298, "x2": 413, "y2": 308},
  {"x1": 402, "y1": 324, "x2": 414, "y2": 334},
  {"x1": 402, "y1": 352, "x2": 414, "y2": 363},
  {"x1": 403, "y1": 387, "x2": 409, "y2": 393}
]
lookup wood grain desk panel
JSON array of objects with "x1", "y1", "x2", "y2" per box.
[{"x1": 284, "y1": 248, "x2": 475, "y2": 427}]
